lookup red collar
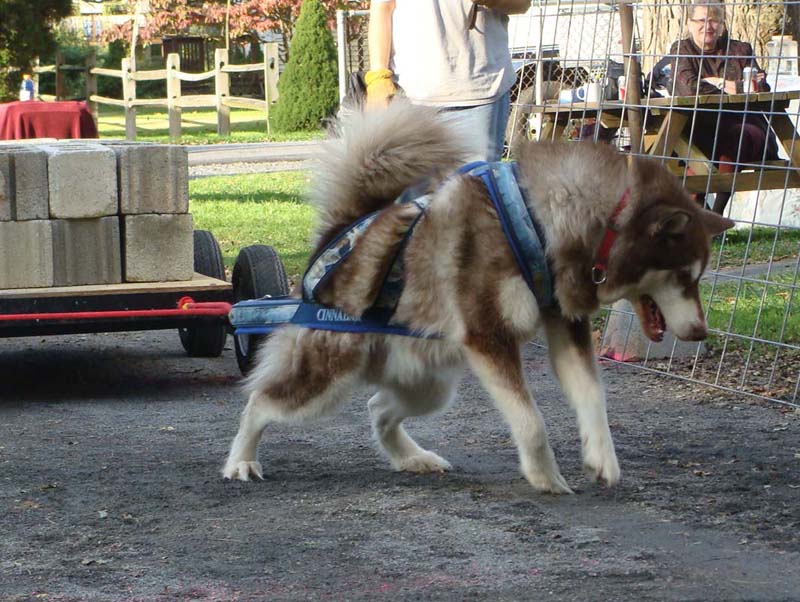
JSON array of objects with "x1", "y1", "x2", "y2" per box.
[{"x1": 592, "y1": 188, "x2": 630, "y2": 285}]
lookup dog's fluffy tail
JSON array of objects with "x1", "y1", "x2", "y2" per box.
[{"x1": 310, "y1": 101, "x2": 479, "y2": 246}]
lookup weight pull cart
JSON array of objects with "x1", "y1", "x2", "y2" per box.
[{"x1": 0, "y1": 230, "x2": 291, "y2": 373}]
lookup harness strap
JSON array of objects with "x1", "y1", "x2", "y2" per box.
[
  {"x1": 230, "y1": 297, "x2": 437, "y2": 338},
  {"x1": 294, "y1": 179, "x2": 433, "y2": 333},
  {"x1": 301, "y1": 183, "x2": 431, "y2": 307},
  {"x1": 461, "y1": 161, "x2": 556, "y2": 309}
]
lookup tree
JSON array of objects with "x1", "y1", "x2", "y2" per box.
[
  {"x1": 639, "y1": 0, "x2": 684, "y2": 73},
  {"x1": 270, "y1": 0, "x2": 338, "y2": 131},
  {"x1": 728, "y1": 2, "x2": 787, "y2": 58},
  {"x1": 0, "y1": 0, "x2": 73, "y2": 100},
  {"x1": 103, "y1": 0, "x2": 355, "y2": 64}
]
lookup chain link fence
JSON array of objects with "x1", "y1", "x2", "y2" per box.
[{"x1": 336, "y1": 1, "x2": 800, "y2": 407}]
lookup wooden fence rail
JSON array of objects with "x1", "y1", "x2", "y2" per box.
[{"x1": 34, "y1": 43, "x2": 280, "y2": 141}]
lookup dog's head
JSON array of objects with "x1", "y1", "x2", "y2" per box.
[{"x1": 597, "y1": 157, "x2": 734, "y2": 342}]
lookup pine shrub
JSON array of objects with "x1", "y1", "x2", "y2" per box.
[{"x1": 271, "y1": 0, "x2": 339, "y2": 131}]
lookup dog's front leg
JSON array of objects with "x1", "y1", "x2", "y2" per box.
[
  {"x1": 542, "y1": 314, "x2": 620, "y2": 487},
  {"x1": 464, "y1": 340, "x2": 572, "y2": 494}
]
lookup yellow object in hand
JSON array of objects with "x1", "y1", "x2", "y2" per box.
[{"x1": 365, "y1": 69, "x2": 396, "y2": 107}]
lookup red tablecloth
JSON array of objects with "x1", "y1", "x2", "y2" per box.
[{"x1": 0, "y1": 100, "x2": 98, "y2": 141}]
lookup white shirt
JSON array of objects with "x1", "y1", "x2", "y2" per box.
[{"x1": 372, "y1": 0, "x2": 516, "y2": 106}]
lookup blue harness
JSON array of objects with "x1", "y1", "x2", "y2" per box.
[{"x1": 228, "y1": 162, "x2": 555, "y2": 337}]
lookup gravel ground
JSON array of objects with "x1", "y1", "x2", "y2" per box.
[
  {"x1": 1, "y1": 330, "x2": 799, "y2": 601},
  {"x1": 189, "y1": 160, "x2": 306, "y2": 179}
]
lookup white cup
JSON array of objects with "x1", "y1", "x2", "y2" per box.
[
  {"x1": 559, "y1": 89, "x2": 575, "y2": 103},
  {"x1": 559, "y1": 83, "x2": 601, "y2": 104}
]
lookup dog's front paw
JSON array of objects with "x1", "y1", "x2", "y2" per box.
[
  {"x1": 522, "y1": 463, "x2": 574, "y2": 495},
  {"x1": 583, "y1": 439, "x2": 620, "y2": 487},
  {"x1": 392, "y1": 451, "x2": 452, "y2": 474},
  {"x1": 222, "y1": 460, "x2": 264, "y2": 482}
]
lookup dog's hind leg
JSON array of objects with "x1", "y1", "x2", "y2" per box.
[
  {"x1": 223, "y1": 390, "x2": 274, "y2": 481},
  {"x1": 368, "y1": 370, "x2": 459, "y2": 473},
  {"x1": 464, "y1": 340, "x2": 572, "y2": 494},
  {"x1": 223, "y1": 328, "x2": 367, "y2": 481},
  {"x1": 542, "y1": 314, "x2": 620, "y2": 487}
]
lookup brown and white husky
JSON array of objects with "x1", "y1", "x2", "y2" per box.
[{"x1": 223, "y1": 101, "x2": 733, "y2": 494}]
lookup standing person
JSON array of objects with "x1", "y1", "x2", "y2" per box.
[
  {"x1": 366, "y1": 0, "x2": 531, "y2": 162},
  {"x1": 670, "y1": 0, "x2": 778, "y2": 215},
  {"x1": 19, "y1": 74, "x2": 35, "y2": 101}
]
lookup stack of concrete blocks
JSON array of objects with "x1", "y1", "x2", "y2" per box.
[{"x1": 0, "y1": 140, "x2": 193, "y2": 290}]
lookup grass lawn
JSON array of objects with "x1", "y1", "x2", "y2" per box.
[
  {"x1": 189, "y1": 171, "x2": 315, "y2": 281},
  {"x1": 96, "y1": 105, "x2": 324, "y2": 145},
  {"x1": 717, "y1": 226, "x2": 800, "y2": 268},
  {"x1": 704, "y1": 269, "x2": 799, "y2": 345}
]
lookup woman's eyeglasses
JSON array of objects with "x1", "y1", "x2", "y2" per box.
[{"x1": 690, "y1": 18, "x2": 721, "y2": 27}]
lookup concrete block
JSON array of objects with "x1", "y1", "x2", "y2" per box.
[
  {"x1": 0, "y1": 147, "x2": 49, "y2": 221},
  {"x1": 124, "y1": 213, "x2": 194, "y2": 282},
  {"x1": 51, "y1": 217, "x2": 122, "y2": 286},
  {"x1": 104, "y1": 143, "x2": 189, "y2": 215},
  {"x1": 0, "y1": 220, "x2": 54, "y2": 289},
  {"x1": 0, "y1": 154, "x2": 10, "y2": 221},
  {"x1": 599, "y1": 299, "x2": 705, "y2": 361},
  {"x1": 40, "y1": 143, "x2": 117, "y2": 218},
  {"x1": 0, "y1": 139, "x2": 57, "y2": 146}
]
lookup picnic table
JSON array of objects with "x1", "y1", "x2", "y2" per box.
[{"x1": 527, "y1": 90, "x2": 800, "y2": 193}]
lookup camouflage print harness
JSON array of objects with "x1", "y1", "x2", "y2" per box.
[{"x1": 228, "y1": 162, "x2": 556, "y2": 338}]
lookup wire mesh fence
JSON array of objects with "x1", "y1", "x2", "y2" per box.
[{"x1": 336, "y1": 1, "x2": 800, "y2": 407}]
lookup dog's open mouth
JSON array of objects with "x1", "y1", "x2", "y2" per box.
[{"x1": 637, "y1": 295, "x2": 666, "y2": 342}]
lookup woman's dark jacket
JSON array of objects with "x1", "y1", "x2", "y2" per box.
[{"x1": 671, "y1": 35, "x2": 769, "y2": 96}]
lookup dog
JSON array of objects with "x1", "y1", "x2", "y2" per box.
[{"x1": 223, "y1": 101, "x2": 733, "y2": 494}]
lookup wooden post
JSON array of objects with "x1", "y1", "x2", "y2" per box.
[
  {"x1": 121, "y1": 57, "x2": 137, "y2": 140},
  {"x1": 85, "y1": 50, "x2": 98, "y2": 124},
  {"x1": 215, "y1": 48, "x2": 231, "y2": 136},
  {"x1": 55, "y1": 51, "x2": 66, "y2": 100},
  {"x1": 166, "y1": 52, "x2": 182, "y2": 142},
  {"x1": 619, "y1": 1, "x2": 643, "y2": 153},
  {"x1": 263, "y1": 42, "x2": 280, "y2": 134}
]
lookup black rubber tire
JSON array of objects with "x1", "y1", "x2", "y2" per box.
[
  {"x1": 505, "y1": 86, "x2": 537, "y2": 153},
  {"x1": 179, "y1": 230, "x2": 228, "y2": 357},
  {"x1": 232, "y1": 245, "x2": 290, "y2": 375}
]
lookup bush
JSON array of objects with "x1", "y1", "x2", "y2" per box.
[
  {"x1": 271, "y1": 0, "x2": 338, "y2": 131},
  {"x1": 98, "y1": 40, "x2": 126, "y2": 99}
]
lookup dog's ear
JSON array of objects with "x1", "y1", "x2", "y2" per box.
[
  {"x1": 697, "y1": 208, "x2": 735, "y2": 237},
  {"x1": 647, "y1": 208, "x2": 692, "y2": 238}
]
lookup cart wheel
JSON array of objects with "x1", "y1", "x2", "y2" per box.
[
  {"x1": 233, "y1": 245, "x2": 289, "y2": 374},
  {"x1": 179, "y1": 230, "x2": 228, "y2": 357}
]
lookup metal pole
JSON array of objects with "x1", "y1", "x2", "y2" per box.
[
  {"x1": 225, "y1": 0, "x2": 231, "y2": 51},
  {"x1": 336, "y1": 10, "x2": 347, "y2": 103}
]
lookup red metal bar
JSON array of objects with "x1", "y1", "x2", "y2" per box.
[{"x1": 0, "y1": 300, "x2": 232, "y2": 323}]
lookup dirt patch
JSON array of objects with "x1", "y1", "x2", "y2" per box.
[{"x1": 1, "y1": 331, "x2": 799, "y2": 601}]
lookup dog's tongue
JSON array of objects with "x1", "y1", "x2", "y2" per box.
[{"x1": 638, "y1": 295, "x2": 666, "y2": 342}]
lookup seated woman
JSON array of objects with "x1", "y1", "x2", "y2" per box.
[{"x1": 669, "y1": 0, "x2": 778, "y2": 214}]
